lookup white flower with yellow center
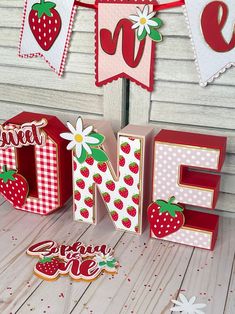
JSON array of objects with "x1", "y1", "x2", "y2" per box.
[
  {"x1": 129, "y1": 5, "x2": 158, "y2": 36},
  {"x1": 60, "y1": 117, "x2": 99, "y2": 159}
]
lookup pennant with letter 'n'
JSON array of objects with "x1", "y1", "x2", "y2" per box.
[
  {"x1": 19, "y1": 0, "x2": 76, "y2": 76},
  {"x1": 184, "y1": 0, "x2": 235, "y2": 86},
  {"x1": 95, "y1": 0, "x2": 163, "y2": 91}
]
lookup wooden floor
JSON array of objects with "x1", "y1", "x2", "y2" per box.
[{"x1": 0, "y1": 197, "x2": 235, "y2": 314}]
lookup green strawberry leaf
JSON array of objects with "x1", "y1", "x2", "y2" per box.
[
  {"x1": 0, "y1": 165, "x2": 16, "y2": 183},
  {"x1": 88, "y1": 133, "x2": 105, "y2": 146},
  {"x1": 107, "y1": 260, "x2": 116, "y2": 268},
  {"x1": 137, "y1": 28, "x2": 147, "y2": 41},
  {"x1": 151, "y1": 17, "x2": 163, "y2": 28},
  {"x1": 39, "y1": 257, "x2": 52, "y2": 263},
  {"x1": 75, "y1": 148, "x2": 87, "y2": 164},
  {"x1": 98, "y1": 261, "x2": 106, "y2": 267},
  {"x1": 91, "y1": 148, "x2": 109, "y2": 162},
  {"x1": 149, "y1": 28, "x2": 162, "y2": 42},
  {"x1": 32, "y1": 1, "x2": 56, "y2": 19}
]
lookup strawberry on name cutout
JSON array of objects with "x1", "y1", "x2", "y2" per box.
[
  {"x1": 148, "y1": 196, "x2": 185, "y2": 238},
  {"x1": 0, "y1": 165, "x2": 29, "y2": 208}
]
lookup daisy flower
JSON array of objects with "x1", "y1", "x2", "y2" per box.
[
  {"x1": 129, "y1": 5, "x2": 163, "y2": 42},
  {"x1": 95, "y1": 252, "x2": 117, "y2": 269},
  {"x1": 171, "y1": 294, "x2": 206, "y2": 314},
  {"x1": 60, "y1": 117, "x2": 108, "y2": 163}
]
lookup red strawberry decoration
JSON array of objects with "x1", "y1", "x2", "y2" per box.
[
  {"x1": 134, "y1": 225, "x2": 139, "y2": 233},
  {"x1": 93, "y1": 173, "x2": 102, "y2": 184},
  {"x1": 73, "y1": 161, "x2": 77, "y2": 171},
  {"x1": 0, "y1": 165, "x2": 28, "y2": 207},
  {"x1": 114, "y1": 199, "x2": 123, "y2": 210},
  {"x1": 102, "y1": 192, "x2": 110, "y2": 203},
  {"x1": 35, "y1": 257, "x2": 63, "y2": 278},
  {"x1": 89, "y1": 185, "x2": 94, "y2": 195},
  {"x1": 122, "y1": 217, "x2": 131, "y2": 229},
  {"x1": 86, "y1": 156, "x2": 94, "y2": 165},
  {"x1": 106, "y1": 180, "x2": 115, "y2": 191},
  {"x1": 80, "y1": 167, "x2": 89, "y2": 178},
  {"x1": 29, "y1": 0, "x2": 61, "y2": 51},
  {"x1": 129, "y1": 162, "x2": 139, "y2": 174},
  {"x1": 124, "y1": 175, "x2": 134, "y2": 186},
  {"x1": 97, "y1": 162, "x2": 107, "y2": 172},
  {"x1": 127, "y1": 206, "x2": 136, "y2": 217},
  {"x1": 148, "y1": 196, "x2": 185, "y2": 239},
  {"x1": 76, "y1": 179, "x2": 85, "y2": 189},
  {"x1": 119, "y1": 155, "x2": 125, "y2": 167},
  {"x1": 84, "y1": 197, "x2": 93, "y2": 208},
  {"x1": 132, "y1": 194, "x2": 139, "y2": 205},
  {"x1": 74, "y1": 191, "x2": 81, "y2": 201},
  {"x1": 121, "y1": 142, "x2": 131, "y2": 154},
  {"x1": 119, "y1": 187, "x2": 128, "y2": 198},
  {"x1": 110, "y1": 210, "x2": 118, "y2": 221},
  {"x1": 134, "y1": 149, "x2": 141, "y2": 160},
  {"x1": 80, "y1": 208, "x2": 89, "y2": 218}
]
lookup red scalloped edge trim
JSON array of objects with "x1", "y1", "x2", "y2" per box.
[
  {"x1": 94, "y1": 0, "x2": 156, "y2": 92},
  {"x1": 18, "y1": 0, "x2": 77, "y2": 77}
]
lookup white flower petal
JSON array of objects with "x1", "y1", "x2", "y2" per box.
[
  {"x1": 147, "y1": 19, "x2": 158, "y2": 27},
  {"x1": 145, "y1": 24, "x2": 150, "y2": 34},
  {"x1": 132, "y1": 22, "x2": 140, "y2": 29},
  {"x1": 83, "y1": 125, "x2": 93, "y2": 136},
  {"x1": 143, "y1": 5, "x2": 149, "y2": 17},
  {"x1": 136, "y1": 7, "x2": 143, "y2": 17},
  {"x1": 76, "y1": 117, "x2": 83, "y2": 133},
  {"x1": 179, "y1": 293, "x2": 189, "y2": 304},
  {"x1": 129, "y1": 14, "x2": 139, "y2": 22},
  {"x1": 138, "y1": 24, "x2": 144, "y2": 36},
  {"x1": 67, "y1": 141, "x2": 76, "y2": 150},
  {"x1": 193, "y1": 303, "x2": 207, "y2": 309},
  {"x1": 195, "y1": 310, "x2": 206, "y2": 314},
  {"x1": 67, "y1": 122, "x2": 76, "y2": 134},
  {"x1": 85, "y1": 136, "x2": 99, "y2": 145},
  {"x1": 60, "y1": 132, "x2": 74, "y2": 141},
  {"x1": 83, "y1": 142, "x2": 92, "y2": 155},
  {"x1": 76, "y1": 144, "x2": 82, "y2": 158},
  {"x1": 171, "y1": 300, "x2": 183, "y2": 306},
  {"x1": 147, "y1": 11, "x2": 156, "y2": 19},
  {"x1": 189, "y1": 296, "x2": 196, "y2": 304}
]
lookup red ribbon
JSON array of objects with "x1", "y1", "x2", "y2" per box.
[
  {"x1": 74, "y1": 0, "x2": 185, "y2": 11},
  {"x1": 153, "y1": 0, "x2": 185, "y2": 11}
]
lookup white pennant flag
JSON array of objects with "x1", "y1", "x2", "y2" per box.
[
  {"x1": 184, "y1": 0, "x2": 235, "y2": 86},
  {"x1": 19, "y1": 0, "x2": 76, "y2": 76}
]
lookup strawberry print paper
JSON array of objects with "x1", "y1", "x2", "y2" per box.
[
  {"x1": 27, "y1": 240, "x2": 118, "y2": 281},
  {"x1": 61, "y1": 117, "x2": 153, "y2": 234},
  {"x1": 19, "y1": 0, "x2": 76, "y2": 76},
  {"x1": 95, "y1": 0, "x2": 162, "y2": 91}
]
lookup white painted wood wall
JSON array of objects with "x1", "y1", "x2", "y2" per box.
[{"x1": 0, "y1": 1, "x2": 235, "y2": 215}]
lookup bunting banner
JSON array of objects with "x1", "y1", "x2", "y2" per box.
[
  {"x1": 184, "y1": 0, "x2": 235, "y2": 86},
  {"x1": 19, "y1": 0, "x2": 76, "y2": 76},
  {"x1": 18, "y1": 0, "x2": 235, "y2": 91}
]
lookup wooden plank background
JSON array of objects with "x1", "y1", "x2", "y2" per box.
[
  {"x1": 129, "y1": 4, "x2": 235, "y2": 215},
  {"x1": 0, "y1": 1, "x2": 235, "y2": 215},
  {"x1": 0, "y1": 1, "x2": 126, "y2": 131}
]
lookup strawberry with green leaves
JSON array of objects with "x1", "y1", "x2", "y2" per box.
[
  {"x1": 35, "y1": 257, "x2": 64, "y2": 279},
  {"x1": 0, "y1": 165, "x2": 28, "y2": 207},
  {"x1": 148, "y1": 196, "x2": 185, "y2": 238},
  {"x1": 29, "y1": 0, "x2": 61, "y2": 51}
]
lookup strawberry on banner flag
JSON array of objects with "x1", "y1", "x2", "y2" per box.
[
  {"x1": 184, "y1": 0, "x2": 235, "y2": 86},
  {"x1": 19, "y1": 0, "x2": 76, "y2": 76}
]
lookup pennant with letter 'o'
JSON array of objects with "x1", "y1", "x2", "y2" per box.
[
  {"x1": 95, "y1": 0, "x2": 163, "y2": 91},
  {"x1": 184, "y1": 0, "x2": 235, "y2": 86},
  {"x1": 19, "y1": 0, "x2": 76, "y2": 76}
]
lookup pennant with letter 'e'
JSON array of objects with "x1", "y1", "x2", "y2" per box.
[
  {"x1": 19, "y1": 0, "x2": 76, "y2": 76},
  {"x1": 95, "y1": 0, "x2": 163, "y2": 91},
  {"x1": 184, "y1": 0, "x2": 235, "y2": 86}
]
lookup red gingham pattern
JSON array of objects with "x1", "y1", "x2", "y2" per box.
[{"x1": 0, "y1": 130, "x2": 59, "y2": 215}]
